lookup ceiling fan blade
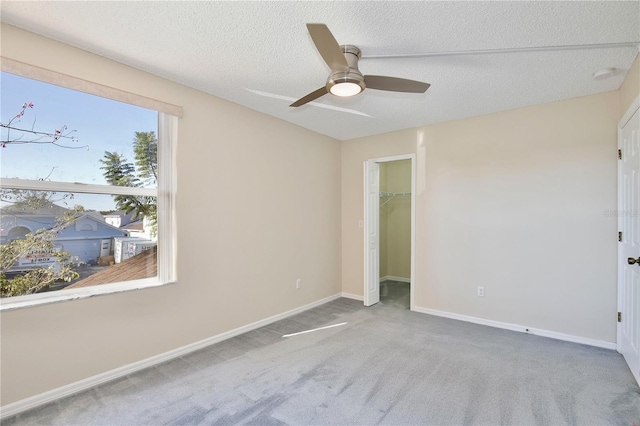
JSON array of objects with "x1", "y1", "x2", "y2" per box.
[
  {"x1": 290, "y1": 86, "x2": 328, "y2": 107},
  {"x1": 306, "y1": 23, "x2": 349, "y2": 71},
  {"x1": 364, "y1": 75, "x2": 430, "y2": 93}
]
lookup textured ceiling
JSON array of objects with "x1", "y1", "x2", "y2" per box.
[{"x1": 2, "y1": 1, "x2": 639, "y2": 140}]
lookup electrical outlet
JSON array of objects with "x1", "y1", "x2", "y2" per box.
[
  {"x1": 296, "y1": 279, "x2": 301, "y2": 289},
  {"x1": 477, "y1": 286, "x2": 485, "y2": 297}
]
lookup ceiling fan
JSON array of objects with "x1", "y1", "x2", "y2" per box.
[
  {"x1": 290, "y1": 24, "x2": 430, "y2": 107},
  {"x1": 289, "y1": 23, "x2": 638, "y2": 108}
]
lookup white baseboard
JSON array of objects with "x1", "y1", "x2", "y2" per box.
[
  {"x1": 380, "y1": 275, "x2": 411, "y2": 283},
  {"x1": 412, "y1": 306, "x2": 616, "y2": 350},
  {"x1": 0, "y1": 293, "x2": 344, "y2": 419},
  {"x1": 341, "y1": 292, "x2": 364, "y2": 301}
]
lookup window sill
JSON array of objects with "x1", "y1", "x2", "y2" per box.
[{"x1": 0, "y1": 278, "x2": 174, "y2": 311}]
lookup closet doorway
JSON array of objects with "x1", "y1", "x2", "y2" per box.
[{"x1": 364, "y1": 154, "x2": 415, "y2": 309}]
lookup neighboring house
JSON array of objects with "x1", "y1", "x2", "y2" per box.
[
  {"x1": 106, "y1": 211, "x2": 156, "y2": 241},
  {"x1": 0, "y1": 202, "x2": 129, "y2": 269},
  {"x1": 103, "y1": 211, "x2": 135, "y2": 228},
  {"x1": 121, "y1": 220, "x2": 144, "y2": 237},
  {"x1": 121, "y1": 219, "x2": 155, "y2": 240}
]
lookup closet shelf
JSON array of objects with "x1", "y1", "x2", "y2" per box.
[
  {"x1": 379, "y1": 191, "x2": 411, "y2": 197},
  {"x1": 379, "y1": 191, "x2": 411, "y2": 208}
]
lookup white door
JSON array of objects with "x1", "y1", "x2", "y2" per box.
[
  {"x1": 100, "y1": 239, "x2": 112, "y2": 257},
  {"x1": 364, "y1": 160, "x2": 380, "y2": 306},
  {"x1": 618, "y1": 103, "x2": 640, "y2": 386}
]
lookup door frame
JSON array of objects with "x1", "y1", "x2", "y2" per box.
[
  {"x1": 617, "y1": 93, "x2": 640, "y2": 386},
  {"x1": 363, "y1": 153, "x2": 416, "y2": 309}
]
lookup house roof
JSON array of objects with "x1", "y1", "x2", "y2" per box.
[
  {"x1": 74, "y1": 212, "x2": 128, "y2": 235},
  {"x1": 0, "y1": 200, "x2": 69, "y2": 216},
  {"x1": 2, "y1": 2, "x2": 638, "y2": 140},
  {"x1": 0, "y1": 202, "x2": 127, "y2": 237},
  {"x1": 1, "y1": 201, "x2": 107, "y2": 223},
  {"x1": 66, "y1": 246, "x2": 157, "y2": 289},
  {"x1": 121, "y1": 220, "x2": 144, "y2": 231}
]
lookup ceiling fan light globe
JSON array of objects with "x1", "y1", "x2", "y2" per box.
[
  {"x1": 330, "y1": 82, "x2": 362, "y2": 97},
  {"x1": 326, "y1": 70, "x2": 366, "y2": 98}
]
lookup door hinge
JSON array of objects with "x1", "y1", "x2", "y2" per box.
[
  {"x1": 619, "y1": 231, "x2": 623, "y2": 242},
  {"x1": 618, "y1": 149, "x2": 622, "y2": 160},
  {"x1": 618, "y1": 312, "x2": 622, "y2": 322}
]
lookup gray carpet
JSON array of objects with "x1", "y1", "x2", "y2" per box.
[
  {"x1": 3, "y1": 286, "x2": 639, "y2": 425},
  {"x1": 380, "y1": 280, "x2": 410, "y2": 310}
]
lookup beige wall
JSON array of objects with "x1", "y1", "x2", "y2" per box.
[
  {"x1": 379, "y1": 160, "x2": 411, "y2": 280},
  {"x1": 620, "y1": 53, "x2": 639, "y2": 115},
  {"x1": 342, "y1": 91, "x2": 620, "y2": 343},
  {"x1": 0, "y1": 24, "x2": 342, "y2": 405}
]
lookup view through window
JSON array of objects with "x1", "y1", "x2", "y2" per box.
[{"x1": 1, "y1": 71, "x2": 164, "y2": 300}]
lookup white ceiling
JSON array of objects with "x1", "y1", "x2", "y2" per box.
[{"x1": 2, "y1": 1, "x2": 639, "y2": 141}]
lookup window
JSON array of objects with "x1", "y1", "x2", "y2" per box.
[
  {"x1": 0, "y1": 67, "x2": 178, "y2": 310},
  {"x1": 7, "y1": 226, "x2": 30, "y2": 242}
]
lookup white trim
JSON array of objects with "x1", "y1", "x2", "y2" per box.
[
  {"x1": 0, "y1": 278, "x2": 168, "y2": 311},
  {"x1": 362, "y1": 164, "x2": 367, "y2": 306},
  {"x1": 413, "y1": 306, "x2": 616, "y2": 350},
  {"x1": 617, "y1": 104, "x2": 625, "y2": 352},
  {"x1": 157, "y1": 113, "x2": 178, "y2": 284},
  {"x1": 409, "y1": 154, "x2": 416, "y2": 311},
  {"x1": 380, "y1": 275, "x2": 411, "y2": 283},
  {"x1": 367, "y1": 154, "x2": 415, "y2": 164},
  {"x1": 0, "y1": 178, "x2": 157, "y2": 197},
  {"x1": 0, "y1": 293, "x2": 344, "y2": 419},
  {"x1": 1, "y1": 57, "x2": 183, "y2": 117},
  {"x1": 619, "y1": 93, "x2": 640, "y2": 129},
  {"x1": 363, "y1": 160, "x2": 381, "y2": 306},
  {"x1": 341, "y1": 292, "x2": 364, "y2": 301},
  {"x1": 363, "y1": 153, "x2": 416, "y2": 309}
]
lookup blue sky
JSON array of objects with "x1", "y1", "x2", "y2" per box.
[{"x1": 1, "y1": 72, "x2": 157, "y2": 211}]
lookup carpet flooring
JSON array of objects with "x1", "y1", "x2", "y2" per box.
[{"x1": 3, "y1": 282, "x2": 639, "y2": 425}]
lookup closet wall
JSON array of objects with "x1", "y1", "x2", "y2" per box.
[{"x1": 379, "y1": 160, "x2": 411, "y2": 281}]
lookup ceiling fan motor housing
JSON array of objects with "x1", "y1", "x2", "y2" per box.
[{"x1": 326, "y1": 45, "x2": 366, "y2": 95}]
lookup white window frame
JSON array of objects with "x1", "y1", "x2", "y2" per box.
[{"x1": 0, "y1": 65, "x2": 179, "y2": 311}]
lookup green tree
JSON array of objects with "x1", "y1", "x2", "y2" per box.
[
  {"x1": 100, "y1": 131, "x2": 158, "y2": 234},
  {"x1": 133, "y1": 131, "x2": 158, "y2": 185},
  {"x1": 100, "y1": 151, "x2": 147, "y2": 217}
]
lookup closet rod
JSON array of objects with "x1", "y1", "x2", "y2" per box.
[
  {"x1": 379, "y1": 191, "x2": 411, "y2": 208},
  {"x1": 379, "y1": 191, "x2": 411, "y2": 197}
]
